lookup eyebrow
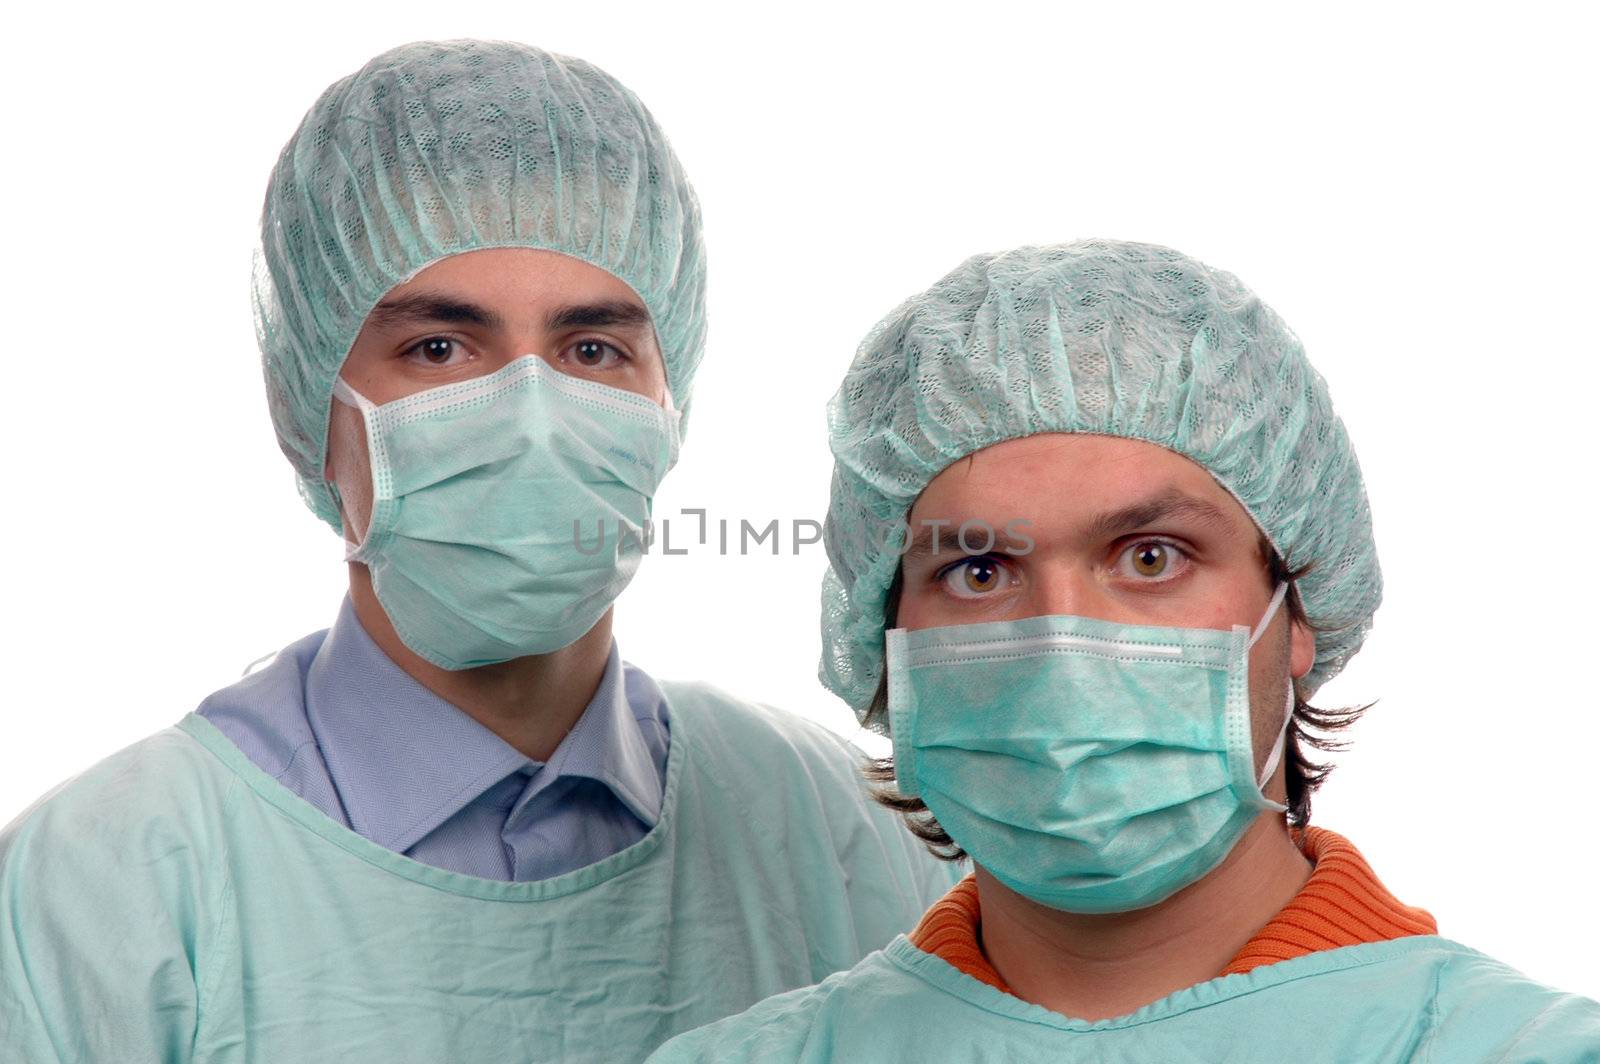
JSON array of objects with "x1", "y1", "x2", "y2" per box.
[
  {"x1": 366, "y1": 293, "x2": 504, "y2": 331},
  {"x1": 898, "y1": 487, "x2": 1236, "y2": 564},
  {"x1": 1083, "y1": 488, "x2": 1235, "y2": 542},
  {"x1": 901, "y1": 524, "x2": 970, "y2": 562},
  {"x1": 365, "y1": 293, "x2": 653, "y2": 338},
  {"x1": 545, "y1": 299, "x2": 652, "y2": 332}
]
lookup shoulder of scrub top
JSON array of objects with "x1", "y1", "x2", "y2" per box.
[
  {"x1": 655, "y1": 678, "x2": 961, "y2": 906},
  {"x1": 1426, "y1": 942, "x2": 1600, "y2": 1058},
  {"x1": 0, "y1": 722, "x2": 238, "y2": 1040},
  {"x1": 0, "y1": 723, "x2": 235, "y2": 876},
  {"x1": 657, "y1": 677, "x2": 872, "y2": 779},
  {"x1": 644, "y1": 955, "x2": 867, "y2": 1064}
]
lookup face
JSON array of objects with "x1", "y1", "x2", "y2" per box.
[
  {"x1": 324, "y1": 247, "x2": 669, "y2": 542},
  {"x1": 897, "y1": 433, "x2": 1316, "y2": 784}
]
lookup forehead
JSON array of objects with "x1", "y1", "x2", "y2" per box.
[{"x1": 912, "y1": 432, "x2": 1259, "y2": 537}]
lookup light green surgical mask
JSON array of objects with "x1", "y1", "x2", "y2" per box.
[
  {"x1": 332, "y1": 356, "x2": 680, "y2": 670},
  {"x1": 886, "y1": 583, "x2": 1293, "y2": 914}
]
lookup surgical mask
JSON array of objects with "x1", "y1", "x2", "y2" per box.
[
  {"x1": 886, "y1": 583, "x2": 1294, "y2": 914},
  {"x1": 332, "y1": 355, "x2": 680, "y2": 670}
]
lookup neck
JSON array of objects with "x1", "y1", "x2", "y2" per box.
[
  {"x1": 347, "y1": 563, "x2": 612, "y2": 762},
  {"x1": 977, "y1": 811, "x2": 1312, "y2": 1022}
]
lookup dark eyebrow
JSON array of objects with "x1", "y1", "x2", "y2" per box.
[
  {"x1": 545, "y1": 299, "x2": 652, "y2": 332},
  {"x1": 1084, "y1": 488, "x2": 1235, "y2": 542},
  {"x1": 366, "y1": 293, "x2": 505, "y2": 331},
  {"x1": 901, "y1": 523, "x2": 963, "y2": 563}
]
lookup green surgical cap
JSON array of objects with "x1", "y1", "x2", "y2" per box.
[
  {"x1": 822, "y1": 239, "x2": 1379, "y2": 715},
  {"x1": 254, "y1": 40, "x2": 706, "y2": 530}
]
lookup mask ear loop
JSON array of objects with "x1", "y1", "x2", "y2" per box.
[
  {"x1": 1247, "y1": 581, "x2": 1290, "y2": 648},
  {"x1": 1246, "y1": 581, "x2": 1295, "y2": 795},
  {"x1": 329, "y1": 377, "x2": 378, "y2": 562},
  {"x1": 1257, "y1": 683, "x2": 1295, "y2": 790}
]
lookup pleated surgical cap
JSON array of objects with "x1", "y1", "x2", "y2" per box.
[
  {"x1": 254, "y1": 39, "x2": 706, "y2": 530},
  {"x1": 822, "y1": 239, "x2": 1379, "y2": 715}
]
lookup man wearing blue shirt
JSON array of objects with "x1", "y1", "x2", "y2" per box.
[{"x1": 0, "y1": 40, "x2": 952, "y2": 1063}]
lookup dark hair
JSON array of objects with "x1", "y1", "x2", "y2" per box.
[{"x1": 861, "y1": 536, "x2": 1371, "y2": 861}]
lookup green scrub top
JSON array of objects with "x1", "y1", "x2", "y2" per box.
[
  {"x1": 0, "y1": 682, "x2": 959, "y2": 1063},
  {"x1": 648, "y1": 934, "x2": 1600, "y2": 1062}
]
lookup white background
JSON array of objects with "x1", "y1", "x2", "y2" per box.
[{"x1": 2, "y1": 0, "x2": 1596, "y2": 1002}]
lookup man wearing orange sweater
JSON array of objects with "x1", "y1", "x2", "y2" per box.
[{"x1": 649, "y1": 240, "x2": 1600, "y2": 1061}]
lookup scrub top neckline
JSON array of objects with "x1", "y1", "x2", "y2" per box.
[
  {"x1": 175, "y1": 687, "x2": 689, "y2": 903},
  {"x1": 883, "y1": 933, "x2": 1476, "y2": 1032}
]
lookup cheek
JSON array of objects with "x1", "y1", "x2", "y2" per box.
[
  {"x1": 893, "y1": 568, "x2": 972, "y2": 630},
  {"x1": 893, "y1": 586, "x2": 939, "y2": 630},
  {"x1": 325, "y1": 404, "x2": 374, "y2": 535},
  {"x1": 326, "y1": 403, "x2": 368, "y2": 475},
  {"x1": 1246, "y1": 626, "x2": 1294, "y2": 759},
  {"x1": 640, "y1": 357, "x2": 669, "y2": 407},
  {"x1": 628, "y1": 342, "x2": 669, "y2": 404}
]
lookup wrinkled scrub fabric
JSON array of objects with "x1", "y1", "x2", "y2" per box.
[{"x1": 0, "y1": 683, "x2": 956, "y2": 1063}]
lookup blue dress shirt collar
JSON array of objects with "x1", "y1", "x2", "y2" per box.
[{"x1": 304, "y1": 597, "x2": 664, "y2": 856}]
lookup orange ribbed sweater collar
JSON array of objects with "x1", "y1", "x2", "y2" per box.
[{"x1": 907, "y1": 826, "x2": 1437, "y2": 994}]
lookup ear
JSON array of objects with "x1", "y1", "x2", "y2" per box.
[
  {"x1": 323, "y1": 423, "x2": 347, "y2": 538},
  {"x1": 1289, "y1": 617, "x2": 1316, "y2": 681},
  {"x1": 323, "y1": 399, "x2": 346, "y2": 483},
  {"x1": 330, "y1": 486, "x2": 353, "y2": 545}
]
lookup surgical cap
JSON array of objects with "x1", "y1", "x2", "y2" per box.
[
  {"x1": 254, "y1": 40, "x2": 706, "y2": 530},
  {"x1": 822, "y1": 239, "x2": 1379, "y2": 715}
]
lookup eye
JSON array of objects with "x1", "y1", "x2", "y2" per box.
[
  {"x1": 562, "y1": 338, "x2": 628, "y2": 369},
  {"x1": 401, "y1": 337, "x2": 470, "y2": 367},
  {"x1": 1116, "y1": 540, "x2": 1190, "y2": 582},
  {"x1": 939, "y1": 556, "x2": 1017, "y2": 599}
]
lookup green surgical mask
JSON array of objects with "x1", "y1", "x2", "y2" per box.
[
  {"x1": 332, "y1": 356, "x2": 680, "y2": 670},
  {"x1": 886, "y1": 583, "x2": 1293, "y2": 914}
]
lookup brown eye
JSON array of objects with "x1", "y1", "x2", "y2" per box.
[
  {"x1": 400, "y1": 337, "x2": 464, "y2": 365},
  {"x1": 941, "y1": 556, "x2": 1014, "y2": 599},
  {"x1": 964, "y1": 558, "x2": 1000, "y2": 593},
  {"x1": 566, "y1": 339, "x2": 626, "y2": 368},
  {"x1": 1132, "y1": 543, "x2": 1169, "y2": 577}
]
